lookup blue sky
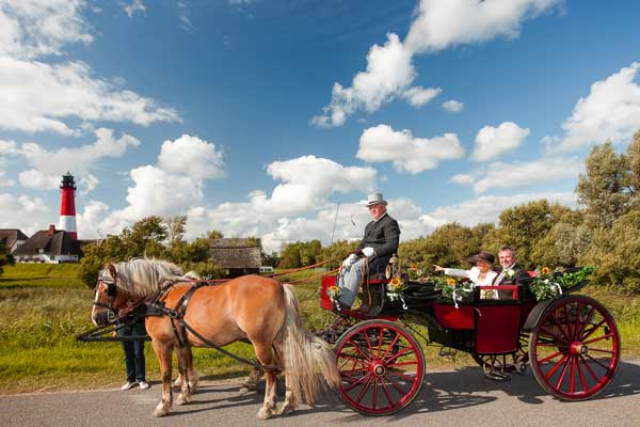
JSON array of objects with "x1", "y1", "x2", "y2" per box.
[{"x1": 1, "y1": 0, "x2": 640, "y2": 252}]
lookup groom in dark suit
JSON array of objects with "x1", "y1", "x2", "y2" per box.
[
  {"x1": 337, "y1": 192, "x2": 401, "y2": 309},
  {"x1": 493, "y1": 246, "x2": 530, "y2": 299}
]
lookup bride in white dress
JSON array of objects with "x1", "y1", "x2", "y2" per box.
[{"x1": 434, "y1": 251, "x2": 499, "y2": 299}]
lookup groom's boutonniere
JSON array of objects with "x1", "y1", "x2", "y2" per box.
[{"x1": 505, "y1": 268, "x2": 515, "y2": 279}]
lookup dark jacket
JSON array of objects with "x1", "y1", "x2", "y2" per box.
[
  {"x1": 493, "y1": 264, "x2": 530, "y2": 285},
  {"x1": 493, "y1": 264, "x2": 530, "y2": 299},
  {"x1": 356, "y1": 213, "x2": 400, "y2": 259}
]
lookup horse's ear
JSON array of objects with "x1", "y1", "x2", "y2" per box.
[{"x1": 108, "y1": 263, "x2": 117, "y2": 283}]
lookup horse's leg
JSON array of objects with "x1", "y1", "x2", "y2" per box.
[
  {"x1": 185, "y1": 346, "x2": 198, "y2": 392},
  {"x1": 275, "y1": 341, "x2": 297, "y2": 416},
  {"x1": 239, "y1": 367, "x2": 262, "y2": 395},
  {"x1": 175, "y1": 346, "x2": 192, "y2": 405},
  {"x1": 175, "y1": 346, "x2": 199, "y2": 392},
  {"x1": 152, "y1": 339, "x2": 174, "y2": 417},
  {"x1": 254, "y1": 343, "x2": 278, "y2": 420}
]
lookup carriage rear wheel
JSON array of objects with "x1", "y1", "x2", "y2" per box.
[
  {"x1": 334, "y1": 319, "x2": 425, "y2": 415},
  {"x1": 529, "y1": 295, "x2": 620, "y2": 400},
  {"x1": 472, "y1": 333, "x2": 529, "y2": 378}
]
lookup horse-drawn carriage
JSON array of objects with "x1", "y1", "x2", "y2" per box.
[
  {"x1": 85, "y1": 258, "x2": 620, "y2": 419},
  {"x1": 317, "y1": 262, "x2": 621, "y2": 415}
]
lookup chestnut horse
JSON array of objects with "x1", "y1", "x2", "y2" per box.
[{"x1": 91, "y1": 259, "x2": 339, "y2": 420}]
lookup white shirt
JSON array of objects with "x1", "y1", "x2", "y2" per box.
[{"x1": 444, "y1": 266, "x2": 499, "y2": 299}]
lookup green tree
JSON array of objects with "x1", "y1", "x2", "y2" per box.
[
  {"x1": 318, "y1": 240, "x2": 359, "y2": 269},
  {"x1": 581, "y1": 209, "x2": 640, "y2": 293},
  {"x1": 164, "y1": 216, "x2": 187, "y2": 243},
  {"x1": 484, "y1": 200, "x2": 573, "y2": 269},
  {"x1": 121, "y1": 216, "x2": 168, "y2": 258},
  {"x1": 576, "y1": 142, "x2": 631, "y2": 229},
  {"x1": 0, "y1": 240, "x2": 14, "y2": 276}
]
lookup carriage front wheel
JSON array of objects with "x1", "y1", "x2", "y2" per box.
[
  {"x1": 334, "y1": 319, "x2": 425, "y2": 415},
  {"x1": 529, "y1": 295, "x2": 620, "y2": 400}
]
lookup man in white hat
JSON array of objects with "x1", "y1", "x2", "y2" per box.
[{"x1": 336, "y1": 192, "x2": 401, "y2": 310}]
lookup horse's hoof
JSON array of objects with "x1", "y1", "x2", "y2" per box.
[
  {"x1": 176, "y1": 394, "x2": 190, "y2": 405},
  {"x1": 153, "y1": 407, "x2": 169, "y2": 417},
  {"x1": 276, "y1": 404, "x2": 296, "y2": 416},
  {"x1": 256, "y1": 408, "x2": 272, "y2": 420},
  {"x1": 238, "y1": 386, "x2": 252, "y2": 395}
]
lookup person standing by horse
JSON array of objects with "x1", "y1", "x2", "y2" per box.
[
  {"x1": 336, "y1": 192, "x2": 400, "y2": 310},
  {"x1": 118, "y1": 302, "x2": 149, "y2": 391}
]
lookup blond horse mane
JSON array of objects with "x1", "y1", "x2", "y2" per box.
[{"x1": 99, "y1": 258, "x2": 196, "y2": 298}]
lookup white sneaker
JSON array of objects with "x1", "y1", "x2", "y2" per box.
[
  {"x1": 121, "y1": 381, "x2": 135, "y2": 391},
  {"x1": 138, "y1": 381, "x2": 150, "y2": 390}
]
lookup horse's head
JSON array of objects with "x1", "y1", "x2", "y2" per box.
[{"x1": 91, "y1": 263, "x2": 128, "y2": 326}]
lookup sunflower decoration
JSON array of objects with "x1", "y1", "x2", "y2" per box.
[
  {"x1": 407, "y1": 264, "x2": 424, "y2": 281},
  {"x1": 541, "y1": 266, "x2": 551, "y2": 275},
  {"x1": 327, "y1": 285, "x2": 340, "y2": 300},
  {"x1": 386, "y1": 276, "x2": 408, "y2": 309},
  {"x1": 434, "y1": 276, "x2": 474, "y2": 308}
]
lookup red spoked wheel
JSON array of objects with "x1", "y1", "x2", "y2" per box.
[
  {"x1": 334, "y1": 319, "x2": 425, "y2": 415},
  {"x1": 529, "y1": 295, "x2": 620, "y2": 400}
]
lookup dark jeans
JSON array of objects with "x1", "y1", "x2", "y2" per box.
[{"x1": 118, "y1": 320, "x2": 147, "y2": 382}]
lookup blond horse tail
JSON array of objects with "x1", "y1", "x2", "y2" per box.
[{"x1": 280, "y1": 285, "x2": 340, "y2": 405}]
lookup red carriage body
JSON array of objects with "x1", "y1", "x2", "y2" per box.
[{"x1": 319, "y1": 270, "x2": 620, "y2": 415}]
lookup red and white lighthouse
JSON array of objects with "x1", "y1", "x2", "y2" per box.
[{"x1": 58, "y1": 172, "x2": 78, "y2": 240}]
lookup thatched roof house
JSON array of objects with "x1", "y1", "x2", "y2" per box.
[
  {"x1": 209, "y1": 238, "x2": 262, "y2": 277},
  {"x1": 0, "y1": 229, "x2": 28, "y2": 253},
  {"x1": 13, "y1": 225, "x2": 80, "y2": 264}
]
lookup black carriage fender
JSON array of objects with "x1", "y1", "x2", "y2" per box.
[{"x1": 523, "y1": 298, "x2": 560, "y2": 331}]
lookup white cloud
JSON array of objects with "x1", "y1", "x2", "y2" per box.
[
  {"x1": 157, "y1": 134, "x2": 225, "y2": 182},
  {"x1": 123, "y1": 0, "x2": 145, "y2": 18},
  {"x1": 0, "y1": 139, "x2": 19, "y2": 155},
  {"x1": 79, "y1": 154, "x2": 377, "y2": 250},
  {"x1": 422, "y1": 191, "x2": 576, "y2": 229},
  {"x1": 313, "y1": 0, "x2": 563, "y2": 127},
  {"x1": 18, "y1": 169, "x2": 59, "y2": 190},
  {"x1": 357, "y1": 124, "x2": 465, "y2": 174},
  {"x1": 13, "y1": 128, "x2": 140, "y2": 191},
  {"x1": 0, "y1": 0, "x2": 92, "y2": 59},
  {"x1": 0, "y1": 1, "x2": 180, "y2": 135},
  {"x1": 312, "y1": 33, "x2": 417, "y2": 127},
  {"x1": 545, "y1": 62, "x2": 640, "y2": 152},
  {"x1": 458, "y1": 157, "x2": 583, "y2": 193},
  {"x1": 402, "y1": 86, "x2": 442, "y2": 108},
  {"x1": 115, "y1": 165, "x2": 205, "y2": 220},
  {"x1": 0, "y1": 193, "x2": 52, "y2": 235},
  {"x1": 472, "y1": 121, "x2": 529, "y2": 161},
  {"x1": 0, "y1": 57, "x2": 180, "y2": 135},
  {"x1": 443, "y1": 99, "x2": 465, "y2": 113},
  {"x1": 404, "y1": 0, "x2": 563, "y2": 54},
  {"x1": 450, "y1": 173, "x2": 474, "y2": 185},
  {"x1": 103, "y1": 134, "x2": 227, "y2": 223}
]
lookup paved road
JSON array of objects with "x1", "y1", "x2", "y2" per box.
[{"x1": 3, "y1": 360, "x2": 640, "y2": 427}]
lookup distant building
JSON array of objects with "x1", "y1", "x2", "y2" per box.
[
  {"x1": 209, "y1": 238, "x2": 262, "y2": 277},
  {"x1": 13, "y1": 225, "x2": 81, "y2": 264},
  {"x1": 0, "y1": 229, "x2": 29, "y2": 253}
]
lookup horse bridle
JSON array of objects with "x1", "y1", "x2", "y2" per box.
[{"x1": 93, "y1": 280, "x2": 118, "y2": 322}]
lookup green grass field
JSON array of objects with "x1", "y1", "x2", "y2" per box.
[{"x1": 0, "y1": 264, "x2": 638, "y2": 394}]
